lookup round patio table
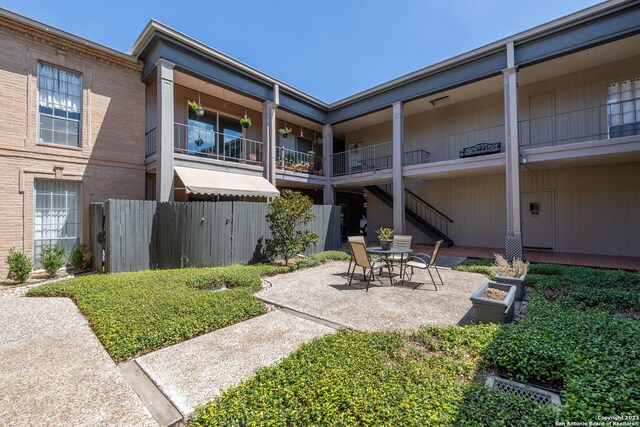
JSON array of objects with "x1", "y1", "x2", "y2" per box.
[{"x1": 366, "y1": 247, "x2": 413, "y2": 286}]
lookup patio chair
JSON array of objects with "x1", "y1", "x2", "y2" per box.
[
  {"x1": 388, "y1": 235, "x2": 413, "y2": 264},
  {"x1": 346, "y1": 235, "x2": 366, "y2": 277},
  {"x1": 405, "y1": 240, "x2": 444, "y2": 290},
  {"x1": 348, "y1": 240, "x2": 390, "y2": 291}
]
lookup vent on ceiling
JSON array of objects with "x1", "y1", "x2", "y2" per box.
[{"x1": 485, "y1": 376, "x2": 562, "y2": 406}]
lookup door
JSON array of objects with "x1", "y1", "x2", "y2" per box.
[
  {"x1": 521, "y1": 191, "x2": 554, "y2": 250},
  {"x1": 219, "y1": 115, "x2": 243, "y2": 160},
  {"x1": 528, "y1": 92, "x2": 555, "y2": 147}
]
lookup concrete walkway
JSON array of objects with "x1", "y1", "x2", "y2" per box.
[
  {"x1": 0, "y1": 297, "x2": 156, "y2": 426},
  {"x1": 257, "y1": 261, "x2": 486, "y2": 330},
  {"x1": 136, "y1": 310, "x2": 333, "y2": 418}
]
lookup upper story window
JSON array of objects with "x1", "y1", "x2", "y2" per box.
[
  {"x1": 607, "y1": 78, "x2": 640, "y2": 138},
  {"x1": 38, "y1": 64, "x2": 82, "y2": 147}
]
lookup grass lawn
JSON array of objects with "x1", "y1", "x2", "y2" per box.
[
  {"x1": 27, "y1": 251, "x2": 349, "y2": 361},
  {"x1": 190, "y1": 263, "x2": 640, "y2": 426}
]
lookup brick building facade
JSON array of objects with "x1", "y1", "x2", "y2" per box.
[{"x1": 0, "y1": 12, "x2": 145, "y2": 274}]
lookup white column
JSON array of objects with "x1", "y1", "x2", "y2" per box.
[
  {"x1": 503, "y1": 42, "x2": 523, "y2": 260},
  {"x1": 322, "y1": 124, "x2": 334, "y2": 205},
  {"x1": 392, "y1": 101, "x2": 405, "y2": 234},
  {"x1": 262, "y1": 101, "x2": 277, "y2": 185},
  {"x1": 156, "y1": 59, "x2": 175, "y2": 202}
]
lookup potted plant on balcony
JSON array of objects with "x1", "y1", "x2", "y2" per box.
[
  {"x1": 278, "y1": 126, "x2": 292, "y2": 138},
  {"x1": 376, "y1": 227, "x2": 394, "y2": 250},
  {"x1": 307, "y1": 151, "x2": 316, "y2": 173},
  {"x1": 314, "y1": 137, "x2": 324, "y2": 145},
  {"x1": 188, "y1": 99, "x2": 204, "y2": 117},
  {"x1": 470, "y1": 281, "x2": 516, "y2": 324},
  {"x1": 240, "y1": 116, "x2": 252, "y2": 129},
  {"x1": 493, "y1": 254, "x2": 529, "y2": 301}
]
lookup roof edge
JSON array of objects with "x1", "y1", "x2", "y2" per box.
[
  {"x1": 0, "y1": 7, "x2": 138, "y2": 64},
  {"x1": 130, "y1": 20, "x2": 330, "y2": 108},
  {"x1": 329, "y1": 0, "x2": 632, "y2": 108}
]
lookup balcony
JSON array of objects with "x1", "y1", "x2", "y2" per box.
[
  {"x1": 331, "y1": 124, "x2": 505, "y2": 177},
  {"x1": 276, "y1": 146, "x2": 325, "y2": 176},
  {"x1": 519, "y1": 99, "x2": 640, "y2": 148}
]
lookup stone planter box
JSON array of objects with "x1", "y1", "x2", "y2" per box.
[
  {"x1": 495, "y1": 273, "x2": 526, "y2": 301},
  {"x1": 470, "y1": 281, "x2": 516, "y2": 324}
]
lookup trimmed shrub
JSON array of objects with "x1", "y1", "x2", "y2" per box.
[
  {"x1": 266, "y1": 190, "x2": 319, "y2": 265},
  {"x1": 6, "y1": 248, "x2": 32, "y2": 283},
  {"x1": 40, "y1": 246, "x2": 66, "y2": 277},
  {"x1": 455, "y1": 258, "x2": 496, "y2": 279},
  {"x1": 69, "y1": 244, "x2": 92, "y2": 271}
]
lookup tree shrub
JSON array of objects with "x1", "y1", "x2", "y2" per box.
[
  {"x1": 265, "y1": 189, "x2": 318, "y2": 265},
  {"x1": 69, "y1": 244, "x2": 92, "y2": 271},
  {"x1": 6, "y1": 248, "x2": 32, "y2": 283},
  {"x1": 40, "y1": 246, "x2": 66, "y2": 277}
]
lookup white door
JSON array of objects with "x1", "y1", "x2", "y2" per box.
[
  {"x1": 521, "y1": 191, "x2": 554, "y2": 250},
  {"x1": 34, "y1": 180, "x2": 80, "y2": 266},
  {"x1": 529, "y1": 92, "x2": 555, "y2": 147}
]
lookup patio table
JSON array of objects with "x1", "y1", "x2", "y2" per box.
[{"x1": 366, "y1": 247, "x2": 412, "y2": 286}]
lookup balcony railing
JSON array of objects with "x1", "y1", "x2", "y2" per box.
[
  {"x1": 276, "y1": 146, "x2": 324, "y2": 176},
  {"x1": 174, "y1": 123, "x2": 263, "y2": 165},
  {"x1": 332, "y1": 141, "x2": 393, "y2": 176},
  {"x1": 519, "y1": 98, "x2": 640, "y2": 148},
  {"x1": 145, "y1": 127, "x2": 157, "y2": 157}
]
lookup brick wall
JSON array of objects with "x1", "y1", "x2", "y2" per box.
[{"x1": 0, "y1": 18, "x2": 145, "y2": 276}]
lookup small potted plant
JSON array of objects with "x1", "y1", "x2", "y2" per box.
[
  {"x1": 470, "y1": 281, "x2": 516, "y2": 324},
  {"x1": 493, "y1": 254, "x2": 529, "y2": 301},
  {"x1": 278, "y1": 126, "x2": 292, "y2": 138},
  {"x1": 188, "y1": 99, "x2": 204, "y2": 117},
  {"x1": 240, "y1": 116, "x2": 252, "y2": 129},
  {"x1": 376, "y1": 227, "x2": 394, "y2": 250}
]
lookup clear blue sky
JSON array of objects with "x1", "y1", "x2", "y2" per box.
[{"x1": 4, "y1": 0, "x2": 600, "y2": 102}]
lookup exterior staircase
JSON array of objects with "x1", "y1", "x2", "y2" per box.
[{"x1": 365, "y1": 184, "x2": 454, "y2": 247}]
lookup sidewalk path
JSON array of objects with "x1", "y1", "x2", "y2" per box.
[
  {"x1": 136, "y1": 310, "x2": 334, "y2": 418},
  {"x1": 0, "y1": 297, "x2": 156, "y2": 427}
]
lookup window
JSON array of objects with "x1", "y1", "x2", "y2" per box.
[
  {"x1": 34, "y1": 180, "x2": 80, "y2": 267},
  {"x1": 607, "y1": 78, "x2": 640, "y2": 138},
  {"x1": 187, "y1": 108, "x2": 216, "y2": 154},
  {"x1": 219, "y1": 115, "x2": 243, "y2": 159},
  {"x1": 38, "y1": 64, "x2": 82, "y2": 147}
]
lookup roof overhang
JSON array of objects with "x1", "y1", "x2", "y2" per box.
[{"x1": 175, "y1": 166, "x2": 280, "y2": 198}]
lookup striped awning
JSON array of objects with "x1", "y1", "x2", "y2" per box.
[{"x1": 174, "y1": 166, "x2": 280, "y2": 198}]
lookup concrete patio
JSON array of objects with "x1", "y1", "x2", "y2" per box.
[{"x1": 257, "y1": 260, "x2": 487, "y2": 330}]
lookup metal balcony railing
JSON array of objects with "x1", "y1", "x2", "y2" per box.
[
  {"x1": 519, "y1": 98, "x2": 640, "y2": 148},
  {"x1": 145, "y1": 127, "x2": 157, "y2": 157},
  {"x1": 332, "y1": 141, "x2": 393, "y2": 176},
  {"x1": 276, "y1": 146, "x2": 324, "y2": 176},
  {"x1": 174, "y1": 123, "x2": 264, "y2": 165}
]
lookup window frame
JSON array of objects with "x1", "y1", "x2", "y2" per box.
[
  {"x1": 36, "y1": 62, "x2": 83, "y2": 148},
  {"x1": 607, "y1": 77, "x2": 640, "y2": 139}
]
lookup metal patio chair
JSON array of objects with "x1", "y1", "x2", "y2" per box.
[
  {"x1": 346, "y1": 235, "x2": 366, "y2": 277},
  {"x1": 347, "y1": 240, "x2": 390, "y2": 291},
  {"x1": 405, "y1": 240, "x2": 444, "y2": 290}
]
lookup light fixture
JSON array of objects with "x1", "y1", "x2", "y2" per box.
[
  {"x1": 521, "y1": 154, "x2": 527, "y2": 164},
  {"x1": 299, "y1": 124, "x2": 305, "y2": 139},
  {"x1": 429, "y1": 95, "x2": 450, "y2": 107}
]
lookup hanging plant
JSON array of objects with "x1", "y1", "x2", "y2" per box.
[
  {"x1": 240, "y1": 117, "x2": 252, "y2": 129},
  {"x1": 314, "y1": 137, "x2": 324, "y2": 145},
  {"x1": 188, "y1": 99, "x2": 204, "y2": 117},
  {"x1": 278, "y1": 126, "x2": 293, "y2": 138}
]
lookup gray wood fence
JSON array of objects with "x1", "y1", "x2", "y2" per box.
[{"x1": 90, "y1": 200, "x2": 341, "y2": 273}]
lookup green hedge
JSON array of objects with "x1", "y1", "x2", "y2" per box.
[
  {"x1": 454, "y1": 258, "x2": 496, "y2": 280},
  {"x1": 27, "y1": 251, "x2": 349, "y2": 361},
  {"x1": 484, "y1": 296, "x2": 640, "y2": 419}
]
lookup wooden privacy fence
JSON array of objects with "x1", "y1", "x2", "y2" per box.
[{"x1": 90, "y1": 200, "x2": 342, "y2": 273}]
